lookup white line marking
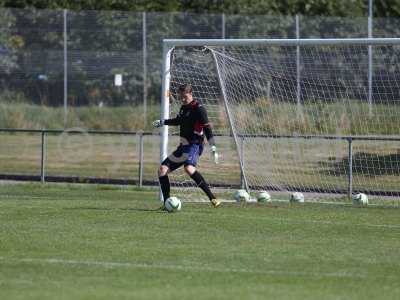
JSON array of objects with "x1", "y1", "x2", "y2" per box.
[{"x1": 0, "y1": 257, "x2": 368, "y2": 279}]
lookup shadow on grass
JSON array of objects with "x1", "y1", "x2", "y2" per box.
[
  {"x1": 63, "y1": 207, "x2": 164, "y2": 213},
  {"x1": 320, "y1": 152, "x2": 400, "y2": 176}
]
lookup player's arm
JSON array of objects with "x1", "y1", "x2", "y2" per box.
[
  {"x1": 152, "y1": 114, "x2": 182, "y2": 127},
  {"x1": 198, "y1": 106, "x2": 219, "y2": 163},
  {"x1": 164, "y1": 115, "x2": 182, "y2": 126},
  {"x1": 198, "y1": 106, "x2": 214, "y2": 144},
  {"x1": 204, "y1": 124, "x2": 215, "y2": 146}
]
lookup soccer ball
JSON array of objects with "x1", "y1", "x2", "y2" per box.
[
  {"x1": 290, "y1": 192, "x2": 304, "y2": 203},
  {"x1": 352, "y1": 193, "x2": 368, "y2": 206},
  {"x1": 165, "y1": 196, "x2": 182, "y2": 212},
  {"x1": 234, "y1": 189, "x2": 250, "y2": 202},
  {"x1": 257, "y1": 191, "x2": 271, "y2": 203}
]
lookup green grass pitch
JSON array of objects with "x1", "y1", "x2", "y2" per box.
[{"x1": 0, "y1": 183, "x2": 399, "y2": 300}]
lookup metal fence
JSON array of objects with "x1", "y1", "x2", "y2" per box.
[
  {"x1": 0, "y1": 128, "x2": 160, "y2": 186},
  {"x1": 1, "y1": 8, "x2": 400, "y2": 130},
  {"x1": 1, "y1": 128, "x2": 399, "y2": 200}
]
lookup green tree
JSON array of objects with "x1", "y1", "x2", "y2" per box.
[
  {"x1": 1, "y1": 0, "x2": 400, "y2": 17},
  {"x1": 0, "y1": 9, "x2": 18, "y2": 75}
]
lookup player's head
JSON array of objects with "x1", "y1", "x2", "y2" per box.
[{"x1": 178, "y1": 84, "x2": 193, "y2": 104}]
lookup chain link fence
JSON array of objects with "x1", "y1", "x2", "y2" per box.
[{"x1": 1, "y1": 8, "x2": 399, "y2": 130}]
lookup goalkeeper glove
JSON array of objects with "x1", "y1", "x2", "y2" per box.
[
  {"x1": 152, "y1": 119, "x2": 164, "y2": 128},
  {"x1": 210, "y1": 145, "x2": 219, "y2": 164}
]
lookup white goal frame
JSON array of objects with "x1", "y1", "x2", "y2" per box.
[{"x1": 160, "y1": 38, "x2": 400, "y2": 200}]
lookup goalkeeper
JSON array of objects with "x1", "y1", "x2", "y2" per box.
[{"x1": 153, "y1": 84, "x2": 221, "y2": 208}]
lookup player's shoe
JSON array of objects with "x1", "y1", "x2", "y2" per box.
[{"x1": 210, "y1": 199, "x2": 221, "y2": 208}]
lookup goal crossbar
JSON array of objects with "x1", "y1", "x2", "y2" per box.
[{"x1": 164, "y1": 38, "x2": 400, "y2": 47}]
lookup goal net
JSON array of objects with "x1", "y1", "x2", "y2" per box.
[{"x1": 161, "y1": 39, "x2": 400, "y2": 204}]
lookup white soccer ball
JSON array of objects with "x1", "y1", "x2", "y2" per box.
[
  {"x1": 352, "y1": 193, "x2": 368, "y2": 206},
  {"x1": 165, "y1": 196, "x2": 182, "y2": 212},
  {"x1": 257, "y1": 191, "x2": 271, "y2": 203},
  {"x1": 234, "y1": 189, "x2": 250, "y2": 202},
  {"x1": 290, "y1": 192, "x2": 304, "y2": 203}
]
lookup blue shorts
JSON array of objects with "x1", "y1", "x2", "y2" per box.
[{"x1": 162, "y1": 143, "x2": 204, "y2": 171}]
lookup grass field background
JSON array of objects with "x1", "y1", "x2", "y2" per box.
[
  {"x1": 0, "y1": 182, "x2": 399, "y2": 299},
  {"x1": 1, "y1": 101, "x2": 400, "y2": 135},
  {"x1": 1, "y1": 100, "x2": 399, "y2": 204}
]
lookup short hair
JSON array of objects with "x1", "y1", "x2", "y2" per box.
[{"x1": 178, "y1": 84, "x2": 192, "y2": 94}]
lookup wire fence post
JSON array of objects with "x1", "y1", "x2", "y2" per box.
[
  {"x1": 347, "y1": 137, "x2": 353, "y2": 200},
  {"x1": 40, "y1": 131, "x2": 46, "y2": 183},
  {"x1": 142, "y1": 11, "x2": 147, "y2": 126},
  {"x1": 240, "y1": 135, "x2": 245, "y2": 189},
  {"x1": 221, "y1": 13, "x2": 225, "y2": 39},
  {"x1": 138, "y1": 132, "x2": 144, "y2": 187},
  {"x1": 368, "y1": 7, "x2": 373, "y2": 116},
  {"x1": 296, "y1": 14, "x2": 301, "y2": 113},
  {"x1": 63, "y1": 9, "x2": 68, "y2": 127}
]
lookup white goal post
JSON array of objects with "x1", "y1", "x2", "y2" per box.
[{"x1": 160, "y1": 38, "x2": 400, "y2": 203}]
